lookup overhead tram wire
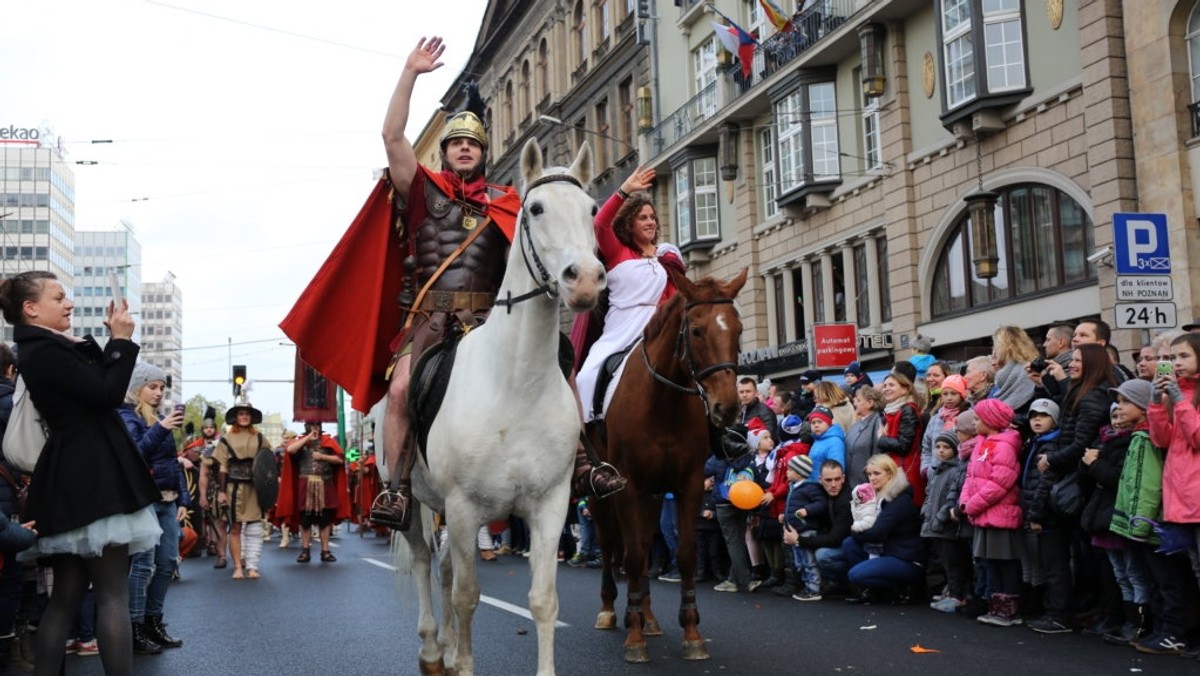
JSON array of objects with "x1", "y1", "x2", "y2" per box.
[{"x1": 142, "y1": 0, "x2": 406, "y2": 60}]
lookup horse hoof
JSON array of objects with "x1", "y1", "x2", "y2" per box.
[
  {"x1": 681, "y1": 639, "x2": 711, "y2": 661},
  {"x1": 594, "y1": 611, "x2": 617, "y2": 630},
  {"x1": 624, "y1": 643, "x2": 651, "y2": 663},
  {"x1": 642, "y1": 619, "x2": 663, "y2": 636},
  {"x1": 419, "y1": 658, "x2": 446, "y2": 674}
]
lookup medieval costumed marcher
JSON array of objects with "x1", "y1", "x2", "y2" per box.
[
  {"x1": 273, "y1": 430, "x2": 300, "y2": 548},
  {"x1": 178, "y1": 424, "x2": 204, "y2": 558},
  {"x1": 279, "y1": 36, "x2": 622, "y2": 532},
  {"x1": 355, "y1": 452, "x2": 390, "y2": 536},
  {"x1": 187, "y1": 408, "x2": 229, "y2": 568},
  {"x1": 276, "y1": 422, "x2": 351, "y2": 562},
  {"x1": 211, "y1": 400, "x2": 272, "y2": 579}
]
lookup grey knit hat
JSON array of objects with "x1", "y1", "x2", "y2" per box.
[{"x1": 127, "y1": 362, "x2": 167, "y2": 396}]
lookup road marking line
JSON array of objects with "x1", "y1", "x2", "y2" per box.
[
  {"x1": 361, "y1": 558, "x2": 568, "y2": 627},
  {"x1": 479, "y1": 596, "x2": 569, "y2": 628}
]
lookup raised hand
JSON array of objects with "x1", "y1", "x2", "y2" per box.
[
  {"x1": 406, "y1": 36, "x2": 446, "y2": 76},
  {"x1": 621, "y1": 166, "x2": 656, "y2": 194}
]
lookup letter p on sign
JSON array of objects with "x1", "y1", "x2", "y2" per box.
[{"x1": 1113, "y1": 213, "x2": 1171, "y2": 275}]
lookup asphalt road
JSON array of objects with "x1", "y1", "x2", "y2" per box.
[{"x1": 59, "y1": 527, "x2": 1198, "y2": 676}]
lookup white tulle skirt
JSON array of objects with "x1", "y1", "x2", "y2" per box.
[{"x1": 19, "y1": 505, "x2": 162, "y2": 561}]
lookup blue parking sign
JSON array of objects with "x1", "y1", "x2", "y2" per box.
[{"x1": 1113, "y1": 213, "x2": 1170, "y2": 275}]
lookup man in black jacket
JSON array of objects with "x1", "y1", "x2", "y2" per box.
[
  {"x1": 785, "y1": 460, "x2": 852, "y2": 595},
  {"x1": 737, "y1": 377, "x2": 778, "y2": 441}
]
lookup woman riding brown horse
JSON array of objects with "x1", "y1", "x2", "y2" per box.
[{"x1": 587, "y1": 265, "x2": 747, "y2": 663}]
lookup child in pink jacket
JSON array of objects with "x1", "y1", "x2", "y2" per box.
[
  {"x1": 956, "y1": 398, "x2": 1024, "y2": 628},
  {"x1": 1148, "y1": 333, "x2": 1200, "y2": 591}
]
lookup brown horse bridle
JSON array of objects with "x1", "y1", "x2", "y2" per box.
[{"x1": 639, "y1": 297, "x2": 738, "y2": 414}]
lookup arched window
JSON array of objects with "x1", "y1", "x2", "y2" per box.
[
  {"x1": 1187, "y1": 1, "x2": 1200, "y2": 134},
  {"x1": 520, "y1": 60, "x2": 532, "y2": 120},
  {"x1": 504, "y1": 79, "x2": 515, "y2": 138},
  {"x1": 930, "y1": 183, "x2": 1094, "y2": 318},
  {"x1": 538, "y1": 39, "x2": 551, "y2": 103},
  {"x1": 574, "y1": 0, "x2": 588, "y2": 68}
]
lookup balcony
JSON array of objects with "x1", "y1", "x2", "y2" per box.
[
  {"x1": 730, "y1": 0, "x2": 854, "y2": 95},
  {"x1": 648, "y1": 81, "x2": 717, "y2": 155},
  {"x1": 648, "y1": 0, "x2": 862, "y2": 159}
]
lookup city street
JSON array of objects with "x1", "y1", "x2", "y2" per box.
[{"x1": 63, "y1": 528, "x2": 1197, "y2": 676}]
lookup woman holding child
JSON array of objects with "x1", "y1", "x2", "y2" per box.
[{"x1": 841, "y1": 454, "x2": 926, "y2": 604}]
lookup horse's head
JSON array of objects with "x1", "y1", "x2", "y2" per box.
[
  {"x1": 518, "y1": 138, "x2": 607, "y2": 313},
  {"x1": 665, "y1": 266, "x2": 749, "y2": 427}
]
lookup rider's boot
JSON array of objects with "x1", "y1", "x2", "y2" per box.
[
  {"x1": 370, "y1": 442, "x2": 415, "y2": 531},
  {"x1": 571, "y1": 443, "x2": 626, "y2": 499}
]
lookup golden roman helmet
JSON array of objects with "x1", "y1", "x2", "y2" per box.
[{"x1": 440, "y1": 111, "x2": 488, "y2": 150}]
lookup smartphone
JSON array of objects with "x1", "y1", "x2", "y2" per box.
[
  {"x1": 107, "y1": 270, "x2": 124, "y2": 307},
  {"x1": 1156, "y1": 361, "x2": 1174, "y2": 378},
  {"x1": 174, "y1": 404, "x2": 186, "y2": 416}
]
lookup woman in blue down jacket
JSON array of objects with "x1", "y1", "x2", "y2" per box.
[{"x1": 119, "y1": 362, "x2": 188, "y2": 654}]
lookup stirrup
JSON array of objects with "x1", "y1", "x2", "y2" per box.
[
  {"x1": 588, "y1": 462, "x2": 627, "y2": 499},
  {"x1": 369, "y1": 489, "x2": 412, "y2": 531}
]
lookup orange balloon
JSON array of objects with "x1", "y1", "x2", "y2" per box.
[{"x1": 728, "y1": 480, "x2": 764, "y2": 510}]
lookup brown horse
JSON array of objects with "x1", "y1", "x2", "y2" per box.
[{"x1": 587, "y1": 266, "x2": 747, "y2": 663}]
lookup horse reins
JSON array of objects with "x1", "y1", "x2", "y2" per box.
[
  {"x1": 495, "y1": 173, "x2": 584, "y2": 314},
  {"x1": 640, "y1": 297, "x2": 738, "y2": 414}
]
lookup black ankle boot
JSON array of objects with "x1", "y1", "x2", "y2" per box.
[
  {"x1": 132, "y1": 622, "x2": 162, "y2": 654},
  {"x1": 145, "y1": 614, "x2": 182, "y2": 649}
]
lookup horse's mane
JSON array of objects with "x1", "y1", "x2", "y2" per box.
[{"x1": 642, "y1": 275, "x2": 727, "y2": 341}]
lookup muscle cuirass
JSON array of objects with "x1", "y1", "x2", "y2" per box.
[
  {"x1": 405, "y1": 180, "x2": 509, "y2": 294},
  {"x1": 297, "y1": 444, "x2": 332, "y2": 478}
]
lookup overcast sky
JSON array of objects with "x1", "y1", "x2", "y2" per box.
[{"x1": 1, "y1": 0, "x2": 487, "y2": 427}]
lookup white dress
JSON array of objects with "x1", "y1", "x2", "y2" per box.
[{"x1": 577, "y1": 244, "x2": 677, "y2": 421}]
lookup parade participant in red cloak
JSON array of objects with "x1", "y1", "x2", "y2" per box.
[
  {"x1": 276, "y1": 422, "x2": 351, "y2": 563},
  {"x1": 281, "y1": 37, "x2": 625, "y2": 532}
]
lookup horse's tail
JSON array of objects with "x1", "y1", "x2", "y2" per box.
[{"x1": 389, "y1": 502, "x2": 440, "y2": 593}]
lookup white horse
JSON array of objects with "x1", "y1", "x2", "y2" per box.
[{"x1": 393, "y1": 138, "x2": 605, "y2": 676}]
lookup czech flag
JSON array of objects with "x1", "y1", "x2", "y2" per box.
[
  {"x1": 711, "y1": 20, "x2": 757, "y2": 79},
  {"x1": 759, "y1": 0, "x2": 794, "y2": 33}
]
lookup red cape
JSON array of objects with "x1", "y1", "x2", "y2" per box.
[
  {"x1": 275, "y1": 434, "x2": 352, "y2": 526},
  {"x1": 280, "y1": 171, "x2": 519, "y2": 413}
]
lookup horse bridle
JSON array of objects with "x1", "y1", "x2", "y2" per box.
[
  {"x1": 495, "y1": 173, "x2": 584, "y2": 313},
  {"x1": 640, "y1": 297, "x2": 738, "y2": 414}
]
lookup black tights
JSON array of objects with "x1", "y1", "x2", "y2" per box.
[{"x1": 35, "y1": 546, "x2": 132, "y2": 676}]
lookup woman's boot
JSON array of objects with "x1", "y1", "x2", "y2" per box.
[
  {"x1": 132, "y1": 622, "x2": 162, "y2": 654},
  {"x1": 145, "y1": 614, "x2": 183, "y2": 648}
]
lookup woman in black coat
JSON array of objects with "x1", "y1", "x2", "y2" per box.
[{"x1": 0, "y1": 270, "x2": 159, "y2": 676}]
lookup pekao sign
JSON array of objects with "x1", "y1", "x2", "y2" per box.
[
  {"x1": 812, "y1": 323, "x2": 859, "y2": 369},
  {"x1": 0, "y1": 126, "x2": 41, "y2": 143}
]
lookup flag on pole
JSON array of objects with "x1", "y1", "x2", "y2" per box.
[
  {"x1": 710, "y1": 20, "x2": 757, "y2": 79},
  {"x1": 759, "y1": 0, "x2": 794, "y2": 33}
]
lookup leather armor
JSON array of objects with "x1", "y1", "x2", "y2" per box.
[{"x1": 403, "y1": 179, "x2": 510, "y2": 300}]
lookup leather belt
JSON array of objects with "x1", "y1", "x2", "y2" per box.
[{"x1": 417, "y1": 290, "x2": 496, "y2": 313}]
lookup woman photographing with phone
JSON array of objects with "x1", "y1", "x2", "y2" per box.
[
  {"x1": 0, "y1": 270, "x2": 160, "y2": 675},
  {"x1": 119, "y1": 363, "x2": 189, "y2": 654}
]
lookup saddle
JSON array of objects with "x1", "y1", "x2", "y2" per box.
[
  {"x1": 408, "y1": 326, "x2": 576, "y2": 460},
  {"x1": 590, "y1": 343, "x2": 637, "y2": 420}
]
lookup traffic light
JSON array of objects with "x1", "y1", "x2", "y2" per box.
[
  {"x1": 232, "y1": 364, "x2": 246, "y2": 396},
  {"x1": 637, "y1": 0, "x2": 650, "y2": 19}
]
